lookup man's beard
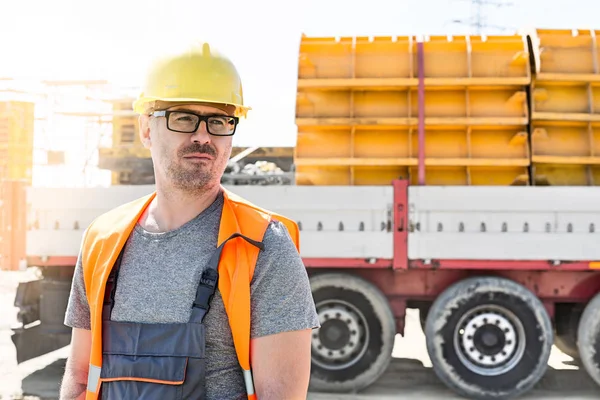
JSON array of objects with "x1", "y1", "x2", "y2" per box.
[{"x1": 164, "y1": 143, "x2": 221, "y2": 192}]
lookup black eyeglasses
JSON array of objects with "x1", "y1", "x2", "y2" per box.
[{"x1": 151, "y1": 110, "x2": 239, "y2": 136}]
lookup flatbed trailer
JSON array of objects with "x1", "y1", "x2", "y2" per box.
[{"x1": 10, "y1": 179, "x2": 600, "y2": 399}]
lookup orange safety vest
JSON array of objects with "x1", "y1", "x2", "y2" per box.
[{"x1": 81, "y1": 188, "x2": 300, "y2": 400}]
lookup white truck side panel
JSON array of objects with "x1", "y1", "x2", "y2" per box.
[
  {"x1": 408, "y1": 186, "x2": 600, "y2": 261},
  {"x1": 226, "y1": 186, "x2": 394, "y2": 258},
  {"x1": 26, "y1": 184, "x2": 600, "y2": 263},
  {"x1": 26, "y1": 186, "x2": 155, "y2": 258},
  {"x1": 25, "y1": 185, "x2": 394, "y2": 260},
  {"x1": 27, "y1": 231, "x2": 92, "y2": 258},
  {"x1": 300, "y1": 232, "x2": 393, "y2": 258}
]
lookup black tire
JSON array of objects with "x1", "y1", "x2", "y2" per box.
[
  {"x1": 308, "y1": 273, "x2": 395, "y2": 393},
  {"x1": 577, "y1": 292, "x2": 600, "y2": 386},
  {"x1": 425, "y1": 276, "x2": 553, "y2": 400}
]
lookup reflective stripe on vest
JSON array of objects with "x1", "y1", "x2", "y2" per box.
[{"x1": 82, "y1": 188, "x2": 300, "y2": 399}]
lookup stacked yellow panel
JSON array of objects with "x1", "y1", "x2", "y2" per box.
[
  {"x1": 0, "y1": 102, "x2": 32, "y2": 270},
  {"x1": 0, "y1": 101, "x2": 34, "y2": 184},
  {"x1": 0, "y1": 180, "x2": 26, "y2": 270},
  {"x1": 295, "y1": 34, "x2": 532, "y2": 186},
  {"x1": 98, "y1": 99, "x2": 150, "y2": 184},
  {"x1": 529, "y1": 29, "x2": 600, "y2": 185}
]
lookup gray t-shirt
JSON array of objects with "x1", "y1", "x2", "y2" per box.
[{"x1": 64, "y1": 191, "x2": 320, "y2": 399}]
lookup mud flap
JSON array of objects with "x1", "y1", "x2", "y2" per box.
[{"x1": 11, "y1": 325, "x2": 72, "y2": 364}]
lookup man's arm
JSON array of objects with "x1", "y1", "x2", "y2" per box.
[
  {"x1": 251, "y1": 329, "x2": 312, "y2": 399},
  {"x1": 60, "y1": 249, "x2": 94, "y2": 399},
  {"x1": 248, "y1": 220, "x2": 320, "y2": 399},
  {"x1": 60, "y1": 328, "x2": 92, "y2": 400}
]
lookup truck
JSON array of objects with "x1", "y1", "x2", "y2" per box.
[{"x1": 5, "y1": 28, "x2": 600, "y2": 400}]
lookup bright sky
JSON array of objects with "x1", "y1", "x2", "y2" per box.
[{"x1": 1, "y1": 0, "x2": 598, "y2": 186}]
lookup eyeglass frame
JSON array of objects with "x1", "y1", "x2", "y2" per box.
[{"x1": 150, "y1": 110, "x2": 240, "y2": 136}]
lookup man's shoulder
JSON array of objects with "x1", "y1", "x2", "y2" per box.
[{"x1": 260, "y1": 219, "x2": 300, "y2": 260}]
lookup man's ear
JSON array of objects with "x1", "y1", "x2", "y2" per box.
[{"x1": 139, "y1": 115, "x2": 152, "y2": 148}]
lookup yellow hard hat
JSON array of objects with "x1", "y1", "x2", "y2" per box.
[{"x1": 132, "y1": 42, "x2": 250, "y2": 117}]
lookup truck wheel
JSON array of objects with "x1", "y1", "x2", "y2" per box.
[
  {"x1": 554, "y1": 304, "x2": 582, "y2": 360},
  {"x1": 308, "y1": 273, "x2": 395, "y2": 393},
  {"x1": 425, "y1": 276, "x2": 553, "y2": 400},
  {"x1": 577, "y1": 292, "x2": 600, "y2": 386}
]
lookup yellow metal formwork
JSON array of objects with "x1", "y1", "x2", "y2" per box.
[
  {"x1": 529, "y1": 29, "x2": 600, "y2": 185},
  {"x1": 530, "y1": 29, "x2": 600, "y2": 81},
  {"x1": 295, "y1": 34, "x2": 531, "y2": 185},
  {"x1": 103, "y1": 99, "x2": 150, "y2": 184},
  {"x1": 0, "y1": 101, "x2": 34, "y2": 184}
]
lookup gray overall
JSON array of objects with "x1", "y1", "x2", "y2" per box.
[{"x1": 98, "y1": 233, "x2": 264, "y2": 399}]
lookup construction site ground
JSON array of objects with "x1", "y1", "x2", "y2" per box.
[{"x1": 1, "y1": 270, "x2": 599, "y2": 400}]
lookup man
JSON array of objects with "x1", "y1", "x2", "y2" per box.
[{"x1": 59, "y1": 42, "x2": 320, "y2": 400}]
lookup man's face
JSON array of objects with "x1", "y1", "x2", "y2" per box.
[{"x1": 142, "y1": 104, "x2": 234, "y2": 193}]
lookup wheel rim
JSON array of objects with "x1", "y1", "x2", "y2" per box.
[
  {"x1": 453, "y1": 304, "x2": 526, "y2": 376},
  {"x1": 312, "y1": 299, "x2": 369, "y2": 370}
]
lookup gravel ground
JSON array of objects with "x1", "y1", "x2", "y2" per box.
[{"x1": 1, "y1": 270, "x2": 599, "y2": 400}]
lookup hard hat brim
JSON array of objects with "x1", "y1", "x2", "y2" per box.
[{"x1": 133, "y1": 96, "x2": 251, "y2": 118}]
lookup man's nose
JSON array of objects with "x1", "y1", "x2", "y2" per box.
[{"x1": 191, "y1": 121, "x2": 211, "y2": 143}]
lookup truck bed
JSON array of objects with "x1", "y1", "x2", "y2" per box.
[{"x1": 25, "y1": 183, "x2": 600, "y2": 266}]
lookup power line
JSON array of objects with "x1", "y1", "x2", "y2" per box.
[{"x1": 449, "y1": 0, "x2": 515, "y2": 35}]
